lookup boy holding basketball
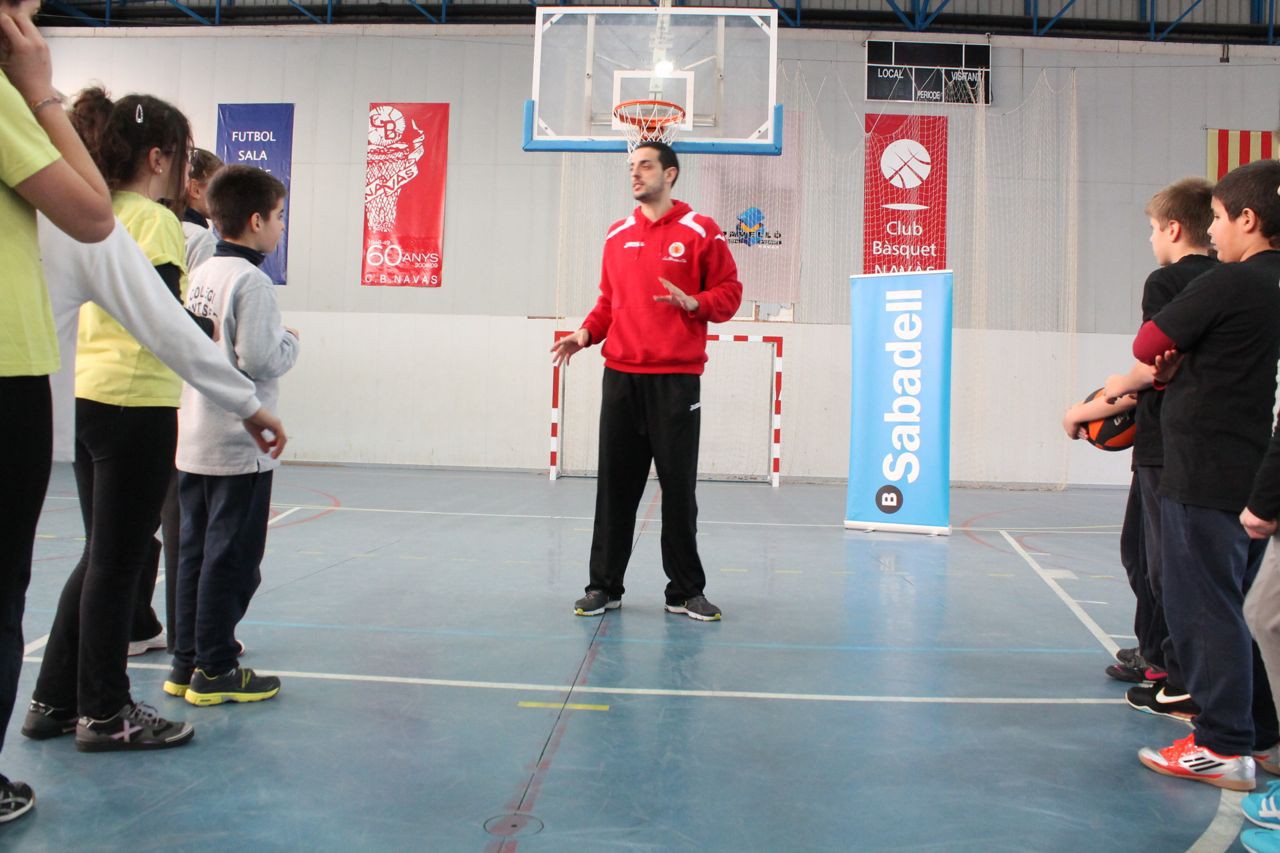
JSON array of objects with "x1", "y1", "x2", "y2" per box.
[
  {"x1": 1098, "y1": 179, "x2": 1216, "y2": 718},
  {"x1": 1128, "y1": 160, "x2": 1280, "y2": 791},
  {"x1": 163, "y1": 165, "x2": 299, "y2": 706}
]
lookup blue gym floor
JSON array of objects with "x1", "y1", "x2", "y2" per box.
[{"x1": 1, "y1": 465, "x2": 1256, "y2": 851}]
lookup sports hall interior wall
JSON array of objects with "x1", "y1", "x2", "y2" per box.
[{"x1": 42, "y1": 25, "x2": 1280, "y2": 487}]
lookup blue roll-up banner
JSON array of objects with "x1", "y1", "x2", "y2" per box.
[
  {"x1": 846, "y1": 270, "x2": 953, "y2": 535},
  {"x1": 215, "y1": 103, "x2": 295, "y2": 285}
]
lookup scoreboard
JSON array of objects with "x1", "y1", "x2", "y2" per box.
[{"x1": 866, "y1": 40, "x2": 991, "y2": 106}]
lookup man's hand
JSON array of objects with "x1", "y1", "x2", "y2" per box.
[
  {"x1": 242, "y1": 407, "x2": 287, "y2": 458},
  {"x1": 1241, "y1": 507, "x2": 1278, "y2": 540},
  {"x1": 550, "y1": 328, "x2": 590, "y2": 366},
  {"x1": 0, "y1": 12, "x2": 54, "y2": 104},
  {"x1": 1062, "y1": 412, "x2": 1087, "y2": 440},
  {"x1": 1153, "y1": 349, "x2": 1183, "y2": 385},
  {"x1": 653, "y1": 278, "x2": 698, "y2": 313}
]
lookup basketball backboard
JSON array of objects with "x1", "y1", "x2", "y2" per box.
[{"x1": 525, "y1": 7, "x2": 781, "y2": 155}]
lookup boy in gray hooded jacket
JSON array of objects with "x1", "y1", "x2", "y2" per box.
[{"x1": 164, "y1": 165, "x2": 299, "y2": 706}]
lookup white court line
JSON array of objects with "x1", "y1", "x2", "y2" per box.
[
  {"x1": 1187, "y1": 790, "x2": 1245, "y2": 852},
  {"x1": 1002, "y1": 529, "x2": 1242, "y2": 853},
  {"x1": 268, "y1": 506, "x2": 302, "y2": 526},
  {"x1": 41, "y1": 495, "x2": 1126, "y2": 534},
  {"x1": 107, "y1": 660, "x2": 1125, "y2": 705},
  {"x1": 1000, "y1": 530, "x2": 1118, "y2": 658},
  {"x1": 23, "y1": 635, "x2": 49, "y2": 655}
]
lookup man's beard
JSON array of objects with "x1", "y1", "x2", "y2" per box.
[{"x1": 633, "y1": 184, "x2": 662, "y2": 203}]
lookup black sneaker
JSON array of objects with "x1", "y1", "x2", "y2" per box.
[
  {"x1": 1106, "y1": 663, "x2": 1167, "y2": 684},
  {"x1": 185, "y1": 667, "x2": 280, "y2": 707},
  {"x1": 1115, "y1": 647, "x2": 1142, "y2": 667},
  {"x1": 75, "y1": 702, "x2": 195, "y2": 752},
  {"x1": 20, "y1": 700, "x2": 77, "y2": 740},
  {"x1": 1126, "y1": 683, "x2": 1199, "y2": 722},
  {"x1": 0, "y1": 777, "x2": 34, "y2": 824},
  {"x1": 665, "y1": 595, "x2": 722, "y2": 622},
  {"x1": 162, "y1": 664, "x2": 195, "y2": 698},
  {"x1": 574, "y1": 591, "x2": 621, "y2": 617}
]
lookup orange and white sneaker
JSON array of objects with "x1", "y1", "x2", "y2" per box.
[{"x1": 1139, "y1": 734, "x2": 1256, "y2": 791}]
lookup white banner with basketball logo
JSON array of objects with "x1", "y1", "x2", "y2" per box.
[{"x1": 703, "y1": 118, "x2": 802, "y2": 306}]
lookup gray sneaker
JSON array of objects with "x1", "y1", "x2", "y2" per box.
[
  {"x1": 75, "y1": 702, "x2": 194, "y2": 752},
  {"x1": 0, "y1": 777, "x2": 34, "y2": 824},
  {"x1": 574, "y1": 591, "x2": 620, "y2": 617},
  {"x1": 665, "y1": 595, "x2": 722, "y2": 622},
  {"x1": 21, "y1": 700, "x2": 77, "y2": 740}
]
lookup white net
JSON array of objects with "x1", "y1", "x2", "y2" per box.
[
  {"x1": 559, "y1": 340, "x2": 773, "y2": 481},
  {"x1": 553, "y1": 65, "x2": 1080, "y2": 487},
  {"x1": 613, "y1": 100, "x2": 685, "y2": 151}
]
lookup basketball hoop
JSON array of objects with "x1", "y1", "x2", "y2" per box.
[{"x1": 613, "y1": 99, "x2": 685, "y2": 151}]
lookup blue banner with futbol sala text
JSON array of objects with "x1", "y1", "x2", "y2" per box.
[
  {"x1": 846, "y1": 270, "x2": 953, "y2": 535},
  {"x1": 216, "y1": 103, "x2": 294, "y2": 285}
]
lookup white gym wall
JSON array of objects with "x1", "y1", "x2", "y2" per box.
[{"x1": 42, "y1": 25, "x2": 1280, "y2": 487}]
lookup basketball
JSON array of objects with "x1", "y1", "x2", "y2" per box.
[{"x1": 1082, "y1": 388, "x2": 1136, "y2": 451}]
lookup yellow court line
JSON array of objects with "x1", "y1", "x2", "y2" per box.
[{"x1": 518, "y1": 701, "x2": 609, "y2": 712}]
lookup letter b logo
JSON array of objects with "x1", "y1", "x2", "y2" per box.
[{"x1": 875, "y1": 485, "x2": 903, "y2": 514}]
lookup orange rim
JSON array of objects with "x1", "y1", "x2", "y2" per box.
[{"x1": 612, "y1": 99, "x2": 686, "y2": 130}]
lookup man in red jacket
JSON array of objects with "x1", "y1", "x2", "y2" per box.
[{"x1": 551, "y1": 141, "x2": 743, "y2": 622}]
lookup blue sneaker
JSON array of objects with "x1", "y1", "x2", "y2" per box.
[
  {"x1": 1242, "y1": 827, "x2": 1280, "y2": 853},
  {"x1": 1244, "y1": 780, "x2": 1280, "y2": 830}
]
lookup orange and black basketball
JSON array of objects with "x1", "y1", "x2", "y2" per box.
[{"x1": 1082, "y1": 388, "x2": 1136, "y2": 451}]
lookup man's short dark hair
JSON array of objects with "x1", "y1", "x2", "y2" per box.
[
  {"x1": 1214, "y1": 159, "x2": 1280, "y2": 247},
  {"x1": 207, "y1": 165, "x2": 286, "y2": 239},
  {"x1": 635, "y1": 140, "x2": 680, "y2": 187}
]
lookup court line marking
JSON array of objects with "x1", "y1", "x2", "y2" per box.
[
  {"x1": 41, "y1": 494, "x2": 1125, "y2": 534},
  {"x1": 519, "y1": 701, "x2": 609, "y2": 712},
  {"x1": 103, "y1": 660, "x2": 1127, "y2": 705},
  {"x1": 1002, "y1": 529, "x2": 1240, "y2": 853},
  {"x1": 268, "y1": 507, "x2": 302, "y2": 526},
  {"x1": 55, "y1": 496, "x2": 1130, "y2": 534},
  {"x1": 23, "y1": 635, "x2": 49, "y2": 655},
  {"x1": 1000, "y1": 530, "x2": 1118, "y2": 658},
  {"x1": 1187, "y1": 790, "x2": 1245, "y2": 853}
]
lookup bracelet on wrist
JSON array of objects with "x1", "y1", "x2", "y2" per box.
[{"x1": 29, "y1": 93, "x2": 65, "y2": 115}]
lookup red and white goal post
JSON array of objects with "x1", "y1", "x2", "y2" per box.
[{"x1": 549, "y1": 331, "x2": 783, "y2": 487}]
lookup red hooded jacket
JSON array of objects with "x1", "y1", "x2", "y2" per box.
[{"x1": 581, "y1": 200, "x2": 743, "y2": 375}]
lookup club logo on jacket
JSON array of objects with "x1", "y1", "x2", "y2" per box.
[{"x1": 664, "y1": 241, "x2": 687, "y2": 263}]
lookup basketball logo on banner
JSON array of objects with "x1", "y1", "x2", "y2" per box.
[
  {"x1": 365, "y1": 106, "x2": 425, "y2": 232},
  {"x1": 880, "y1": 139, "x2": 932, "y2": 190}
]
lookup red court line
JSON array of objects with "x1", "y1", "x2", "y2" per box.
[
  {"x1": 268, "y1": 486, "x2": 342, "y2": 529},
  {"x1": 485, "y1": 489, "x2": 660, "y2": 851}
]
